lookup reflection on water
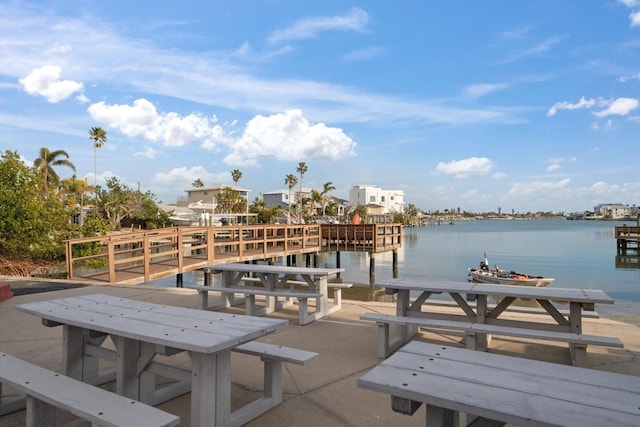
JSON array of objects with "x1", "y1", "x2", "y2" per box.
[{"x1": 616, "y1": 252, "x2": 640, "y2": 269}]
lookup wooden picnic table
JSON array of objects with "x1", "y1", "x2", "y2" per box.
[
  {"x1": 15, "y1": 294, "x2": 289, "y2": 427},
  {"x1": 358, "y1": 340, "x2": 640, "y2": 427},
  {"x1": 200, "y1": 263, "x2": 345, "y2": 324},
  {"x1": 374, "y1": 279, "x2": 617, "y2": 364}
]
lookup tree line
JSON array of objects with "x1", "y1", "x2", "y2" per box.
[{"x1": 0, "y1": 127, "x2": 171, "y2": 264}]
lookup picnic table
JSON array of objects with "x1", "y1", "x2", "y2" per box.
[
  {"x1": 15, "y1": 294, "x2": 290, "y2": 427},
  {"x1": 362, "y1": 279, "x2": 621, "y2": 365},
  {"x1": 358, "y1": 340, "x2": 640, "y2": 427},
  {"x1": 197, "y1": 263, "x2": 347, "y2": 324}
]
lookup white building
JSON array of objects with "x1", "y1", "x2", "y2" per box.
[
  {"x1": 594, "y1": 204, "x2": 632, "y2": 219},
  {"x1": 349, "y1": 185, "x2": 405, "y2": 214}
]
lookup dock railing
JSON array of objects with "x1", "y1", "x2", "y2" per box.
[
  {"x1": 65, "y1": 224, "x2": 321, "y2": 284},
  {"x1": 65, "y1": 223, "x2": 402, "y2": 284}
]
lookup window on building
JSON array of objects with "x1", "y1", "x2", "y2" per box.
[
  {"x1": 390, "y1": 196, "x2": 394, "y2": 200},
  {"x1": 203, "y1": 190, "x2": 208, "y2": 196},
  {"x1": 369, "y1": 195, "x2": 376, "y2": 202},
  {"x1": 381, "y1": 196, "x2": 386, "y2": 202}
]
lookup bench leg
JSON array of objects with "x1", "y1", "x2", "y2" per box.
[
  {"x1": 263, "y1": 359, "x2": 283, "y2": 403},
  {"x1": 334, "y1": 288, "x2": 342, "y2": 308},
  {"x1": 198, "y1": 290, "x2": 208, "y2": 310},
  {"x1": 376, "y1": 323, "x2": 391, "y2": 358},
  {"x1": 569, "y1": 343, "x2": 587, "y2": 367}
]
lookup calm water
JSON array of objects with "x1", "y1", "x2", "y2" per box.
[{"x1": 150, "y1": 219, "x2": 640, "y2": 317}]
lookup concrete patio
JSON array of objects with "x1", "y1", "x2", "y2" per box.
[{"x1": 1, "y1": 280, "x2": 638, "y2": 426}]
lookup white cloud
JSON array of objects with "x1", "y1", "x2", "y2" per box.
[
  {"x1": 546, "y1": 156, "x2": 576, "y2": 172},
  {"x1": 593, "y1": 97, "x2": 639, "y2": 117},
  {"x1": 631, "y1": 10, "x2": 640, "y2": 26},
  {"x1": 154, "y1": 166, "x2": 229, "y2": 186},
  {"x1": 463, "y1": 83, "x2": 508, "y2": 98},
  {"x1": 547, "y1": 97, "x2": 638, "y2": 118},
  {"x1": 18, "y1": 65, "x2": 84, "y2": 103},
  {"x1": 268, "y1": 7, "x2": 368, "y2": 45},
  {"x1": 493, "y1": 172, "x2": 507, "y2": 179},
  {"x1": 500, "y1": 35, "x2": 563, "y2": 64},
  {"x1": 342, "y1": 47, "x2": 386, "y2": 63},
  {"x1": 618, "y1": 72, "x2": 640, "y2": 82},
  {"x1": 547, "y1": 97, "x2": 599, "y2": 116},
  {"x1": 134, "y1": 146, "x2": 158, "y2": 159},
  {"x1": 87, "y1": 98, "x2": 231, "y2": 147},
  {"x1": 434, "y1": 157, "x2": 495, "y2": 179},
  {"x1": 223, "y1": 109, "x2": 357, "y2": 166},
  {"x1": 618, "y1": 0, "x2": 639, "y2": 7},
  {"x1": 507, "y1": 178, "x2": 571, "y2": 196}
]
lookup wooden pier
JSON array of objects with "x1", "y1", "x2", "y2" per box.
[
  {"x1": 615, "y1": 225, "x2": 640, "y2": 252},
  {"x1": 65, "y1": 223, "x2": 402, "y2": 285}
]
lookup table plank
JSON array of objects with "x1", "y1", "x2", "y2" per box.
[
  {"x1": 205, "y1": 263, "x2": 343, "y2": 276},
  {"x1": 380, "y1": 279, "x2": 615, "y2": 304},
  {"x1": 360, "y1": 341, "x2": 639, "y2": 426},
  {"x1": 16, "y1": 294, "x2": 288, "y2": 354}
]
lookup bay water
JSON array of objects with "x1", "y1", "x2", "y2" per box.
[{"x1": 150, "y1": 219, "x2": 639, "y2": 320}]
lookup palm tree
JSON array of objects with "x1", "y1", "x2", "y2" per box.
[
  {"x1": 284, "y1": 173, "x2": 298, "y2": 224},
  {"x1": 296, "y1": 162, "x2": 307, "y2": 213},
  {"x1": 230, "y1": 169, "x2": 242, "y2": 185},
  {"x1": 310, "y1": 190, "x2": 323, "y2": 217},
  {"x1": 192, "y1": 179, "x2": 204, "y2": 188},
  {"x1": 320, "y1": 181, "x2": 336, "y2": 215},
  {"x1": 59, "y1": 176, "x2": 92, "y2": 225},
  {"x1": 33, "y1": 147, "x2": 76, "y2": 199},
  {"x1": 89, "y1": 127, "x2": 107, "y2": 192}
]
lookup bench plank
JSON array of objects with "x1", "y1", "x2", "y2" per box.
[
  {"x1": 358, "y1": 341, "x2": 639, "y2": 427},
  {"x1": 234, "y1": 342, "x2": 319, "y2": 365},
  {"x1": 0, "y1": 352, "x2": 180, "y2": 427},
  {"x1": 360, "y1": 312, "x2": 623, "y2": 364}
]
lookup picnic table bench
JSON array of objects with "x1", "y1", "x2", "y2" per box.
[
  {"x1": 361, "y1": 279, "x2": 622, "y2": 366},
  {"x1": 15, "y1": 294, "x2": 318, "y2": 427},
  {"x1": 197, "y1": 263, "x2": 348, "y2": 324},
  {"x1": 358, "y1": 341, "x2": 640, "y2": 427},
  {"x1": 0, "y1": 352, "x2": 180, "y2": 427}
]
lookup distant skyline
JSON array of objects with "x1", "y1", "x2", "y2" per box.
[{"x1": 1, "y1": 0, "x2": 638, "y2": 213}]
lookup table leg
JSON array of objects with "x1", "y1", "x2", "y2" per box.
[
  {"x1": 114, "y1": 336, "x2": 143, "y2": 400},
  {"x1": 475, "y1": 295, "x2": 490, "y2": 351},
  {"x1": 569, "y1": 303, "x2": 586, "y2": 366},
  {"x1": 62, "y1": 325, "x2": 84, "y2": 380},
  {"x1": 190, "y1": 350, "x2": 231, "y2": 427},
  {"x1": 425, "y1": 404, "x2": 459, "y2": 427},
  {"x1": 317, "y1": 276, "x2": 328, "y2": 317},
  {"x1": 396, "y1": 289, "x2": 414, "y2": 343}
]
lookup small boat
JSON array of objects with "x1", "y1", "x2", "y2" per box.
[{"x1": 468, "y1": 254, "x2": 554, "y2": 287}]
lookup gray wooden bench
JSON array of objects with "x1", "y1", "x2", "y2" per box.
[
  {"x1": 77, "y1": 339, "x2": 319, "y2": 426},
  {"x1": 360, "y1": 312, "x2": 623, "y2": 366},
  {"x1": 358, "y1": 341, "x2": 640, "y2": 427},
  {"x1": 0, "y1": 352, "x2": 180, "y2": 427},
  {"x1": 228, "y1": 341, "x2": 318, "y2": 426},
  {"x1": 192, "y1": 284, "x2": 322, "y2": 324}
]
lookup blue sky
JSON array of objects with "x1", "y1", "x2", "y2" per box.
[{"x1": 1, "y1": 0, "x2": 638, "y2": 213}]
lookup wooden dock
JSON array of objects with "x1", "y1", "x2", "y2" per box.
[
  {"x1": 615, "y1": 225, "x2": 640, "y2": 252},
  {"x1": 65, "y1": 223, "x2": 402, "y2": 285}
]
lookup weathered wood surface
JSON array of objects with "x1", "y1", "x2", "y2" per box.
[
  {"x1": 358, "y1": 341, "x2": 640, "y2": 427},
  {"x1": 16, "y1": 294, "x2": 287, "y2": 354},
  {"x1": 0, "y1": 352, "x2": 180, "y2": 427}
]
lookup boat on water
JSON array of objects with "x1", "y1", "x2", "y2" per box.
[{"x1": 468, "y1": 254, "x2": 554, "y2": 287}]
